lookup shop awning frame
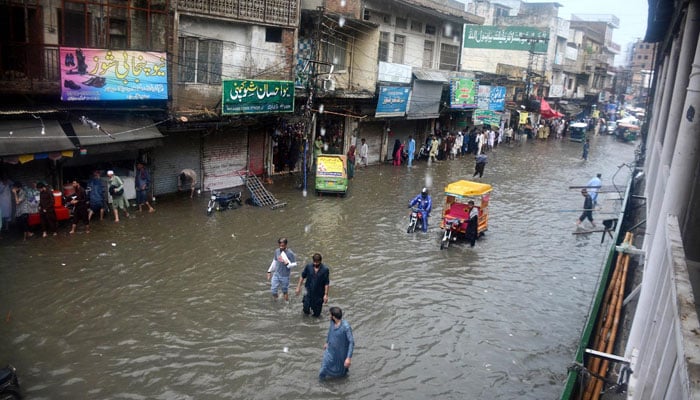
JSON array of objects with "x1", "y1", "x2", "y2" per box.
[{"x1": 0, "y1": 119, "x2": 75, "y2": 158}]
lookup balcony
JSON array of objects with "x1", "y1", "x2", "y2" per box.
[
  {"x1": 0, "y1": 43, "x2": 60, "y2": 94},
  {"x1": 177, "y1": 0, "x2": 298, "y2": 26}
]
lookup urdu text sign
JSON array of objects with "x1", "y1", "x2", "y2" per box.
[
  {"x1": 463, "y1": 26, "x2": 549, "y2": 52},
  {"x1": 222, "y1": 80, "x2": 294, "y2": 115}
]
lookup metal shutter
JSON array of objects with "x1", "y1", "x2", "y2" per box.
[
  {"x1": 359, "y1": 122, "x2": 384, "y2": 165},
  {"x1": 151, "y1": 132, "x2": 202, "y2": 195},
  {"x1": 202, "y1": 127, "x2": 248, "y2": 190},
  {"x1": 248, "y1": 129, "x2": 265, "y2": 176}
]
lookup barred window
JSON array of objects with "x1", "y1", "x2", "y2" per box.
[
  {"x1": 178, "y1": 37, "x2": 223, "y2": 84},
  {"x1": 439, "y1": 43, "x2": 458, "y2": 70},
  {"x1": 378, "y1": 32, "x2": 390, "y2": 62}
]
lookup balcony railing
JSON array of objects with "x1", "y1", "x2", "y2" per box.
[
  {"x1": 0, "y1": 43, "x2": 60, "y2": 82},
  {"x1": 177, "y1": 0, "x2": 298, "y2": 26}
]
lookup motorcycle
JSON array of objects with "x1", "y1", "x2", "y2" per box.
[
  {"x1": 206, "y1": 191, "x2": 243, "y2": 216},
  {"x1": 407, "y1": 207, "x2": 425, "y2": 233},
  {"x1": 0, "y1": 364, "x2": 21, "y2": 399}
]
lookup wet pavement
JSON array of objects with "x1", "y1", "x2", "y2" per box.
[{"x1": 0, "y1": 134, "x2": 636, "y2": 399}]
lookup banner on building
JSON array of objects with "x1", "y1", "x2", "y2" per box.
[
  {"x1": 375, "y1": 86, "x2": 411, "y2": 117},
  {"x1": 549, "y1": 84, "x2": 564, "y2": 98},
  {"x1": 463, "y1": 26, "x2": 549, "y2": 52},
  {"x1": 519, "y1": 111, "x2": 529, "y2": 125},
  {"x1": 473, "y1": 109, "x2": 501, "y2": 127},
  {"x1": 60, "y1": 47, "x2": 167, "y2": 101},
  {"x1": 450, "y1": 78, "x2": 478, "y2": 109},
  {"x1": 222, "y1": 80, "x2": 294, "y2": 115},
  {"x1": 476, "y1": 85, "x2": 506, "y2": 111}
]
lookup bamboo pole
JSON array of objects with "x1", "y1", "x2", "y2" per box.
[
  {"x1": 582, "y1": 232, "x2": 632, "y2": 400},
  {"x1": 590, "y1": 234, "x2": 632, "y2": 400}
]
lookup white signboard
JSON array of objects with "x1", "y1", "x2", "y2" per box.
[
  {"x1": 378, "y1": 61, "x2": 412, "y2": 84},
  {"x1": 565, "y1": 46, "x2": 578, "y2": 60},
  {"x1": 549, "y1": 84, "x2": 564, "y2": 98}
]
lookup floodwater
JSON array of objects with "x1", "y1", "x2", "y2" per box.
[{"x1": 0, "y1": 134, "x2": 635, "y2": 399}]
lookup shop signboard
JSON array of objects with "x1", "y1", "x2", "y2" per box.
[
  {"x1": 60, "y1": 47, "x2": 167, "y2": 101},
  {"x1": 464, "y1": 26, "x2": 549, "y2": 52},
  {"x1": 450, "y1": 78, "x2": 478, "y2": 109},
  {"x1": 375, "y1": 86, "x2": 411, "y2": 117},
  {"x1": 222, "y1": 80, "x2": 294, "y2": 115}
]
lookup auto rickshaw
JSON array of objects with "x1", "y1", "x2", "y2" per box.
[
  {"x1": 569, "y1": 122, "x2": 588, "y2": 142},
  {"x1": 439, "y1": 180, "x2": 492, "y2": 249},
  {"x1": 315, "y1": 154, "x2": 348, "y2": 196},
  {"x1": 614, "y1": 123, "x2": 640, "y2": 142}
]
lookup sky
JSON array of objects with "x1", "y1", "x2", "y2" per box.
[{"x1": 554, "y1": 0, "x2": 649, "y2": 65}]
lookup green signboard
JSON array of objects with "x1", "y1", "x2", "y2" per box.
[
  {"x1": 464, "y1": 26, "x2": 549, "y2": 52},
  {"x1": 222, "y1": 80, "x2": 294, "y2": 115},
  {"x1": 450, "y1": 78, "x2": 478, "y2": 109},
  {"x1": 473, "y1": 109, "x2": 501, "y2": 127}
]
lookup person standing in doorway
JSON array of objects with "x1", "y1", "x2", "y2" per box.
[
  {"x1": 319, "y1": 306, "x2": 355, "y2": 381},
  {"x1": 407, "y1": 135, "x2": 416, "y2": 167},
  {"x1": 359, "y1": 138, "x2": 369, "y2": 167},
  {"x1": 178, "y1": 169, "x2": 197, "y2": 199},
  {"x1": 266, "y1": 237, "x2": 298, "y2": 301},
  {"x1": 12, "y1": 182, "x2": 33, "y2": 240},
  {"x1": 107, "y1": 170, "x2": 130, "y2": 222},
  {"x1": 295, "y1": 253, "x2": 330, "y2": 317},
  {"x1": 135, "y1": 162, "x2": 155, "y2": 213}
]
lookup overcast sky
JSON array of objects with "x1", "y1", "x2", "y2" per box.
[{"x1": 554, "y1": 0, "x2": 649, "y2": 64}]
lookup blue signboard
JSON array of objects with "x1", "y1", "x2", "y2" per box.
[
  {"x1": 375, "y1": 86, "x2": 411, "y2": 117},
  {"x1": 489, "y1": 86, "x2": 506, "y2": 111}
]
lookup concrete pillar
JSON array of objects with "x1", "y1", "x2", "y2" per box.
[{"x1": 627, "y1": 24, "x2": 700, "y2": 367}]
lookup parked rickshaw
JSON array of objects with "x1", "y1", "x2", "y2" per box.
[
  {"x1": 439, "y1": 180, "x2": 492, "y2": 249},
  {"x1": 569, "y1": 122, "x2": 588, "y2": 142},
  {"x1": 614, "y1": 123, "x2": 640, "y2": 142},
  {"x1": 315, "y1": 154, "x2": 348, "y2": 196}
]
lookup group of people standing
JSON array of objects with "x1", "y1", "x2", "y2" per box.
[
  {"x1": 0, "y1": 163, "x2": 159, "y2": 240},
  {"x1": 266, "y1": 238, "x2": 354, "y2": 381}
]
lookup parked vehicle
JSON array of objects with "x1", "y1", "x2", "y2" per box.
[
  {"x1": 315, "y1": 154, "x2": 348, "y2": 196},
  {"x1": 569, "y1": 122, "x2": 588, "y2": 142},
  {"x1": 406, "y1": 207, "x2": 425, "y2": 233},
  {"x1": 606, "y1": 121, "x2": 617, "y2": 134},
  {"x1": 615, "y1": 123, "x2": 640, "y2": 142},
  {"x1": 207, "y1": 190, "x2": 242, "y2": 215},
  {"x1": 0, "y1": 364, "x2": 21, "y2": 399},
  {"x1": 439, "y1": 180, "x2": 492, "y2": 250}
]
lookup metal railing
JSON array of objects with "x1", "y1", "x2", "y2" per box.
[{"x1": 0, "y1": 43, "x2": 60, "y2": 82}]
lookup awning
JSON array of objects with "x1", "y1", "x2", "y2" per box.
[
  {"x1": 413, "y1": 70, "x2": 449, "y2": 83},
  {"x1": 70, "y1": 116, "x2": 164, "y2": 154},
  {"x1": 0, "y1": 119, "x2": 75, "y2": 159}
]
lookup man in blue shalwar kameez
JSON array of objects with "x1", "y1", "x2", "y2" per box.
[{"x1": 319, "y1": 307, "x2": 354, "y2": 380}]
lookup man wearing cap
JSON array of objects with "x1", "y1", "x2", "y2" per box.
[
  {"x1": 576, "y1": 188, "x2": 596, "y2": 228},
  {"x1": 107, "y1": 170, "x2": 130, "y2": 222}
]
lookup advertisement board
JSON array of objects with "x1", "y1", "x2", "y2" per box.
[
  {"x1": 474, "y1": 109, "x2": 501, "y2": 127},
  {"x1": 450, "y1": 78, "x2": 478, "y2": 109},
  {"x1": 222, "y1": 80, "x2": 294, "y2": 115},
  {"x1": 60, "y1": 47, "x2": 167, "y2": 101},
  {"x1": 375, "y1": 86, "x2": 411, "y2": 117}
]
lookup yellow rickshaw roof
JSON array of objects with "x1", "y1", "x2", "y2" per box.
[{"x1": 444, "y1": 180, "x2": 493, "y2": 197}]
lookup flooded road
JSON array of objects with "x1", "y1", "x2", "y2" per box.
[{"x1": 0, "y1": 134, "x2": 635, "y2": 399}]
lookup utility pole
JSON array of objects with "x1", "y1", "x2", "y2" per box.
[{"x1": 521, "y1": 34, "x2": 548, "y2": 106}]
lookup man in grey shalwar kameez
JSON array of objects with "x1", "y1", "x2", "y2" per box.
[{"x1": 319, "y1": 306, "x2": 354, "y2": 380}]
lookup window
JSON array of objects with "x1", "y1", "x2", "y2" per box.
[
  {"x1": 410, "y1": 21, "x2": 422, "y2": 33},
  {"x1": 322, "y1": 34, "x2": 347, "y2": 68},
  {"x1": 266, "y1": 27, "x2": 282, "y2": 43},
  {"x1": 395, "y1": 17, "x2": 407, "y2": 29},
  {"x1": 439, "y1": 43, "x2": 458, "y2": 70},
  {"x1": 641, "y1": 63, "x2": 646, "y2": 69},
  {"x1": 567, "y1": 78, "x2": 573, "y2": 90},
  {"x1": 178, "y1": 37, "x2": 223, "y2": 84},
  {"x1": 393, "y1": 35, "x2": 405, "y2": 64},
  {"x1": 61, "y1": 0, "x2": 167, "y2": 50},
  {"x1": 425, "y1": 24, "x2": 436, "y2": 35},
  {"x1": 378, "y1": 32, "x2": 390, "y2": 62},
  {"x1": 644, "y1": 55, "x2": 649, "y2": 60},
  {"x1": 423, "y1": 40, "x2": 434, "y2": 68}
]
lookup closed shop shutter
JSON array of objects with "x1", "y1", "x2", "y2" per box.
[
  {"x1": 202, "y1": 127, "x2": 248, "y2": 190},
  {"x1": 248, "y1": 130, "x2": 265, "y2": 176},
  {"x1": 359, "y1": 122, "x2": 384, "y2": 165},
  {"x1": 151, "y1": 132, "x2": 202, "y2": 196}
]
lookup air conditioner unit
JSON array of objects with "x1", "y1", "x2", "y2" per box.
[{"x1": 322, "y1": 78, "x2": 335, "y2": 91}]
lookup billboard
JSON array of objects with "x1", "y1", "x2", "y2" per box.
[
  {"x1": 222, "y1": 80, "x2": 294, "y2": 115},
  {"x1": 476, "y1": 85, "x2": 506, "y2": 111},
  {"x1": 375, "y1": 86, "x2": 411, "y2": 117},
  {"x1": 474, "y1": 109, "x2": 501, "y2": 127},
  {"x1": 464, "y1": 26, "x2": 549, "y2": 52},
  {"x1": 450, "y1": 78, "x2": 478, "y2": 109},
  {"x1": 60, "y1": 47, "x2": 167, "y2": 101}
]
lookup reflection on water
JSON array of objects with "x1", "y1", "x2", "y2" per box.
[{"x1": 0, "y1": 135, "x2": 635, "y2": 399}]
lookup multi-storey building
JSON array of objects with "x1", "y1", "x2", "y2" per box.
[
  {"x1": 627, "y1": 39, "x2": 656, "y2": 106},
  {"x1": 298, "y1": 0, "x2": 482, "y2": 164}
]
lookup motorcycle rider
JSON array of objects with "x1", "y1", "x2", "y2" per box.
[{"x1": 408, "y1": 188, "x2": 432, "y2": 232}]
